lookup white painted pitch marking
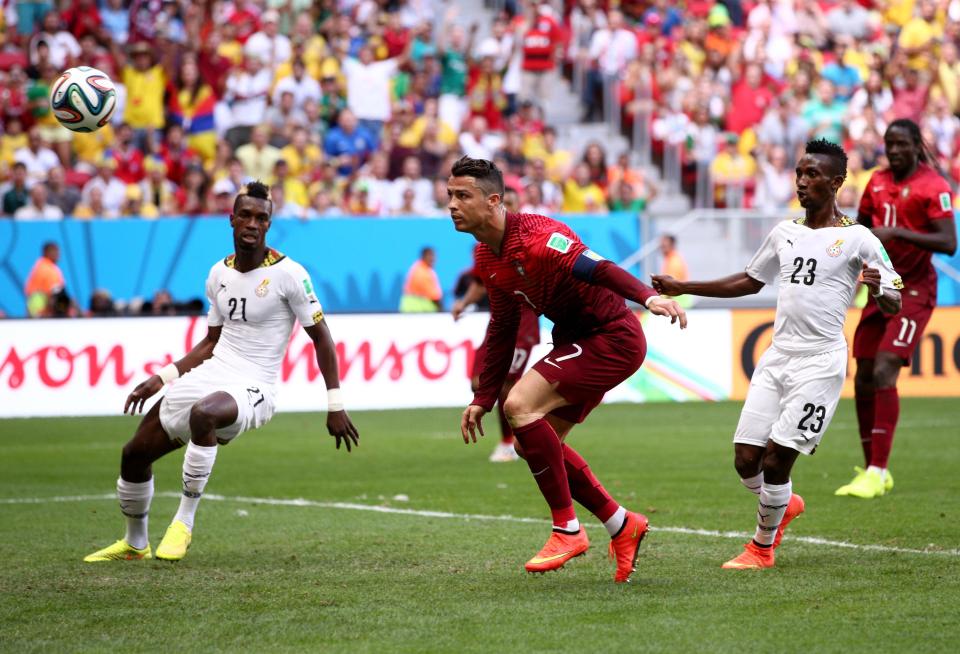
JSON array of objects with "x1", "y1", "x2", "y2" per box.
[{"x1": 2, "y1": 492, "x2": 957, "y2": 558}]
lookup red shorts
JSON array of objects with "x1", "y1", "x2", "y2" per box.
[
  {"x1": 852, "y1": 296, "x2": 935, "y2": 365},
  {"x1": 473, "y1": 309, "x2": 541, "y2": 383},
  {"x1": 533, "y1": 314, "x2": 647, "y2": 424}
]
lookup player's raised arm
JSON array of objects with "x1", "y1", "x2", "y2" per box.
[
  {"x1": 123, "y1": 326, "x2": 221, "y2": 416},
  {"x1": 303, "y1": 321, "x2": 359, "y2": 452}
]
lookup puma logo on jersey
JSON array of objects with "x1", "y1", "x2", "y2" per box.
[{"x1": 826, "y1": 239, "x2": 843, "y2": 257}]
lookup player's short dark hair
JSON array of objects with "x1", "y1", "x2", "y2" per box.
[
  {"x1": 450, "y1": 156, "x2": 505, "y2": 198},
  {"x1": 805, "y1": 138, "x2": 847, "y2": 180},
  {"x1": 234, "y1": 180, "x2": 273, "y2": 214}
]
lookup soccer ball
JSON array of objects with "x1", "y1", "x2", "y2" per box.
[{"x1": 49, "y1": 66, "x2": 117, "y2": 132}]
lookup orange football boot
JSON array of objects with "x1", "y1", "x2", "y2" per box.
[
  {"x1": 608, "y1": 511, "x2": 649, "y2": 583},
  {"x1": 525, "y1": 529, "x2": 590, "y2": 574},
  {"x1": 721, "y1": 541, "x2": 775, "y2": 570},
  {"x1": 772, "y1": 493, "x2": 805, "y2": 549}
]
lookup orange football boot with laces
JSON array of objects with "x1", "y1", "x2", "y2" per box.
[
  {"x1": 722, "y1": 541, "x2": 775, "y2": 570},
  {"x1": 608, "y1": 511, "x2": 649, "y2": 583},
  {"x1": 772, "y1": 493, "x2": 805, "y2": 549},
  {"x1": 525, "y1": 529, "x2": 590, "y2": 574}
]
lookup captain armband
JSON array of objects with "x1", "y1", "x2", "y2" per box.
[{"x1": 571, "y1": 250, "x2": 606, "y2": 282}]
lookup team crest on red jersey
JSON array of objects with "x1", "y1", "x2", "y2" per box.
[
  {"x1": 901, "y1": 187, "x2": 910, "y2": 198},
  {"x1": 514, "y1": 260, "x2": 526, "y2": 278}
]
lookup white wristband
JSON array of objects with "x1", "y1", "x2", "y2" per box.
[
  {"x1": 327, "y1": 388, "x2": 344, "y2": 412},
  {"x1": 158, "y1": 363, "x2": 180, "y2": 385},
  {"x1": 644, "y1": 295, "x2": 657, "y2": 308},
  {"x1": 871, "y1": 287, "x2": 884, "y2": 298}
]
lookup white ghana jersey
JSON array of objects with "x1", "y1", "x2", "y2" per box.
[
  {"x1": 745, "y1": 217, "x2": 902, "y2": 356},
  {"x1": 204, "y1": 249, "x2": 324, "y2": 386}
]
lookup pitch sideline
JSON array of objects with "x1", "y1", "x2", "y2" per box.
[{"x1": 2, "y1": 491, "x2": 957, "y2": 558}]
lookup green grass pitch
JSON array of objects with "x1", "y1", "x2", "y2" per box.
[{"x1": 1, "y1": 400, "x2": 958, "y2": 653}]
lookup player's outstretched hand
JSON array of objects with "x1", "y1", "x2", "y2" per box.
[
  {"x1": 460, "y1": 404, "x2": 486, "y2": 444},
  {"x1": 646, "y1": 296, "x2": 688, "y2": 329},
  {"x1": 451, "y1": 299, "x2": 467, "y2": 321},
  {"x1": 123, "y1": 375, "x2": 164, "y2": 415},
  {"x1": 327, "y1": 410, "x2": 359, "y2": 452},
  {"x1": 861, "y1": 263, "x2": 882, "y2": 295},
  {"x1": 650, "y1": 274, "x2": 683, "y2": 296}
]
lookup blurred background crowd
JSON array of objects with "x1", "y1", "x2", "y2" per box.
[{"x1": 0, "y1": 0, "x2": 958, "y2": 221}]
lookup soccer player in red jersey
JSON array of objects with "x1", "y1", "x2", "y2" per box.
[
  {"x1": 837, "y1": 119, "x2": 957, "y2": 499},
  {"x1": 447, "y1": 156, "x2": 686, "y2": 582},
  {"x1": 452, "y1": 244, "x2": 541, "y2": 463}
]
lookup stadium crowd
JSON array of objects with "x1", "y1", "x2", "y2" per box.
[{"x1": 0, "y1": 0, "x2": 957, "y2": 222}]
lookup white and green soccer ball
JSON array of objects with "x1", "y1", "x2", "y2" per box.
[{"x1": 49, "y1": 66, "x2": 117, "y2": 133}]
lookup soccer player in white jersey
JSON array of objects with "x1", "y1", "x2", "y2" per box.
[
  {"x1": 652, "y1": 140, "x2": 903, "y2": 569},
  {"x1": 85, "y1": 182, "x2": 359, "y2": 563}
]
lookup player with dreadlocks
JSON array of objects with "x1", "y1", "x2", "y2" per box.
[
  {"x1": 835, "y1": 119, "x2": 958, "y2": 499},
  {"x1": 654, "y1": 139, "x2": 903, "y2": 569}
]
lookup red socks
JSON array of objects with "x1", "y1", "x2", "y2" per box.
[
  {"x1": 496, "y1": 401, "x2": 513, "y2": 445},
  {"x1": 869, "y1": 387, "x2": 900, "y2": 469},
  {"x1": 512, "y1": 419, "x2": 575, "y2": 526},
  {"x1": 562, "y1": 443, "x2": 619, "y2": 522},
  {"x1": 855, "y1": 391, "x2": 876, "y2": 465}
]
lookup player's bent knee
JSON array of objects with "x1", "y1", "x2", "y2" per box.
[
  {"x1": 733, "y1": 445, "x2": 763, "y2": 477},
  {"x1": 188, "y1": 392, "x2": 237, "y2": 442},
  {"x1": 872, "y1": 357, "x2": 901, "y2": 389}
]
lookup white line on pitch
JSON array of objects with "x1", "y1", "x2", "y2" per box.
[{"x1": 3, "y1": 492, "x2": 958, "y2": 558}]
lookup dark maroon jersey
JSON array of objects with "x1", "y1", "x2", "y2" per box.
[{"x1": 471, "y1": 212, "x2": 636, "y2": 409}]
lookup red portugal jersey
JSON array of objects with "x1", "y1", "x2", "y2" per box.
[
  {"x1": 471, "y1": 213, "x2": 634, "y2": 408},
  {"x1": 471, "y1": 244, "x2": 540, "y2": 348},
  {"x1": 858, "y1": 163, "x2": 953, "y2": 302}
]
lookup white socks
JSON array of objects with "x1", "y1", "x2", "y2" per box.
[
  {"x1": 753, "y1": 480, "x2": 792, "y2": 546},
  {"x1": 117, "y1": 476, "x2": 153, "y2": 550},
  {"x1": 740, "y1": 472, "x2": 763, "y2": 496},
  {"x1": 604, "y1": 506, "x2": 627, "y2": 537},
  {"x1": 867, "y1": 465, "x2": 887, "y2": 480},
  {"x1": 172, "y1": 442, "x2": 218, "y2": 531},
  {"x1": 555, "y1": 518, "x2": 581, "y2": 534}
]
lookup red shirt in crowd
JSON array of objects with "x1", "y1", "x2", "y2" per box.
[{"x1": 519, "y1": 13, "x2": 564, "y2": 72}]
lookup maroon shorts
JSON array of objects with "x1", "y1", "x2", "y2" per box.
[
  {"x1": 853, "y1": 296, "x2": 935, "y2": 365},
  {"x1": 533, "y1": 313, "x2": 647, "y2": 424}
]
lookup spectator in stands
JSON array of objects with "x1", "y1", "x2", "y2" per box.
[
  {"x1": 110, "y1": 124, "x2": 146, "y2": 184},
  {"x1": 273, "y1": 159, "x2": 308, "y2": 209},
  {"x1": 521, "y1": 182, "x2": 550, "y2": 215},
  {"x1": 802, "y1": 79, "x2": 847, "y2": 144},
  {"x1": 264, "y1": 90, "x2": 307, "y2": 147},
  {"x1": 899, "y1": 0, "x2": 942, "y2": 71},
  {"x1": 324, "y1": 108, "x2": 377, "y2": 176},
  {"x1": 848, "y1": 103, "x2": 888, "y2": 142},
  {"x1": 116, "y1": 40, "x2": 170, "y2": 152},
  {"x1": 889, "y1": 58, "x2": 931, "y2": 123},
  {"x1": 140, "y1": 157, "x2": 177, "y2": 215},
  {"x1": 753, "y1": 145, "x2": 795, "y2": 210},
  {"x1": 100, "y1": 0, "x2": 130, "y2": 44},
  {"x1": 24, "y1": 242, "x2": 65, "y2": 317},
  {"x1": 389, "y1": 155, "x2": 433, "y2": 215},
  {"x1": 73, "y1": 186, "x2": 115, "y2": 219},
  {"x1": 82, "y1": 158, "x2": 127, "y2": 216},
  {"x1": 281, "y1": 126, "x2": 323, "y2": 182},
  {"x1": 659, "y1": 234, "x2": 688, "y2": 283},
  {"x1": 436, "y1": 10, "x2": 476, "y2": 133},
  {"x1": 459, "y1": 115, "x2": 503, "y2": 161},
  {"x1": 399, "y1": 247, "x2": 442, "y2": 312},
  {"x1": 14, "y1": 127, "x2": 59, "y2": 186},
  {"x1": 756, "y1": 96, "x2": 808, "y2": 164},
  {"x1": 849, "y1": 69, "x2": 895, "y2": 118},
  {"x1": 925, "y1": 96, "x2": 960, "y2": 159},
  {"x1": 826, "y1": 0, "x2": 873, "y2": 40},
  {"x1": 466, "y1": 38, "x2": 509, "y2": 132},
  {"x1": 223, "y1": 54, "x2": 272, "y2": 149},
  {"x1": 168, "y1": 56, "x2": 218, "y2": 164},
  {"x1": 45, "y1": 167, "x2": 80, "y2": 215},
  {"x1": 305, "y1": 189, "x2": 341, "y2": 219},
  {"x1": 727, "y1": 63, "x2": 776, "y2": 134},
  {"x1": 120, "y1": 183, "x2": 158, "y2": 218},
  {"x1": 88, "y1": 289, "x2": 116, "y2": 317},
  {"x1": 14, "y1": 184, "x2": 64, "y2": 220},
  {"x1": 30, "y1": 11, "x2": 81, "y2": 70},
  {"x1": 496, "y1": 130, "x2": 527, "y2": 175},
  {"x1": 175, "y1": 164, "x2": 210, "y2": 216},
  {"x1": 521, "y1": 158, "x2": 562, "y2": 210},
  {"x1": 342, "y1": 43, "x2": 406, "y2": 145},
  {"x1": 244, "y1": 10, "x2": 290, "y2": 71},
  {"x1": 273, "y1": 58, "x2": 322, "y2": 109},
  {"x1": 710, "y1": 132, "x2": 756, "y2": 208},
  {"x1": 270, "y1": 183, "x2": 306, "y2": 219},
  {"x1": 3, "y1": 162, "x2": 31, "y2": 216},
  {"x1": 236, "y1": 126, "x2": 281, "y2": 183},
  {"x1": 518, "y1": 0, "x2": 564, "y2": 107},
  {"x1": 583, "y1": 9, "x2": 637, "y2": 123},
  {"x1": 581, "y1": 142, "x2": 609, "y2": 191},
  {"x1": 562, "y1": 162, "x2": 607, "y2": 213},
  {"x1": 936, "y1": 41, "x2": 960, "y2": 114}
]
